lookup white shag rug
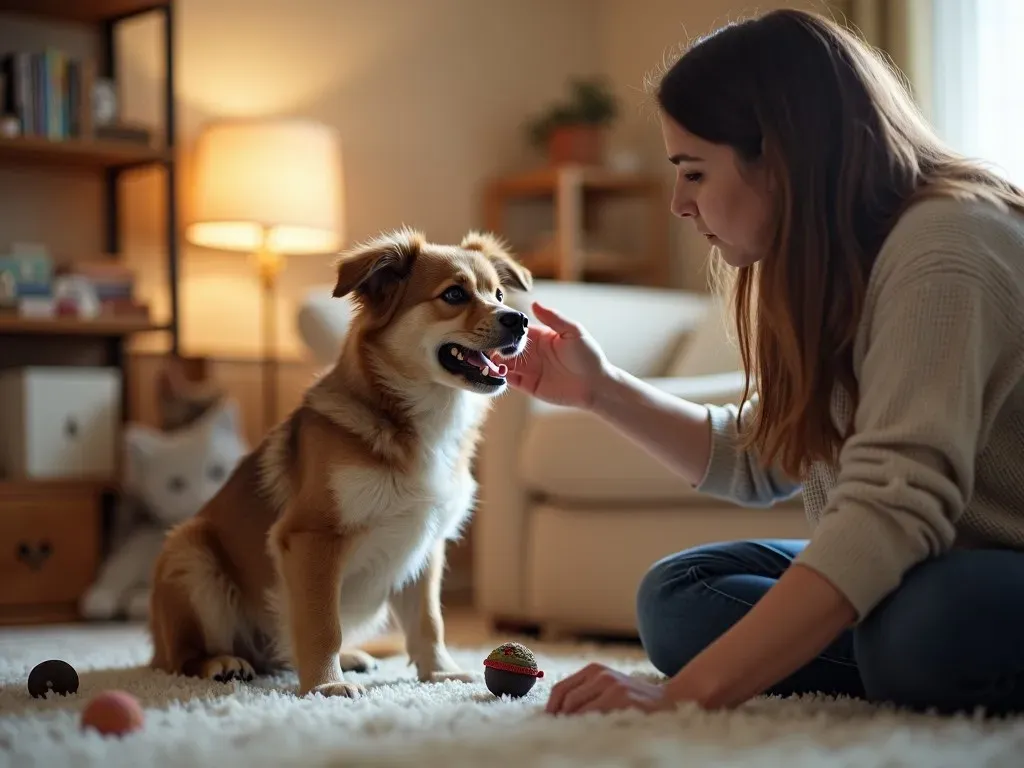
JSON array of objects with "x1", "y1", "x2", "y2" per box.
[{"x1": 1, "y1": 622, "x2": 1023, "y2": 767}]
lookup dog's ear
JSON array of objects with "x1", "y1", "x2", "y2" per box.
[
  {"x1": 332, "y1": 228, "x2": 424, "y2": 316},
  {"x1": 461, "y1": 231, "x2": 533, "y2": 292}
]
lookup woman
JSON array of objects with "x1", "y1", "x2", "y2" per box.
[{"x1": 508, "y1": 8, "x2": 1024, "y2": 717}]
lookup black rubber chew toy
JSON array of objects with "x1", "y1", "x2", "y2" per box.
[
  {"x1": 28, "y1": 659, "x2": 79, "y2": 699},
  {"x1": 483, "y1": 641, "x2": 544, "y2": 698}
]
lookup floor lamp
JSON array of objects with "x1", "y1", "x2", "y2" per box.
[{"x1": 185, "y1": 118, "x2": 345, "y2": 433}]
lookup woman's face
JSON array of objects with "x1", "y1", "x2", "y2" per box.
[{"x1": 659, "y1": 112, "x2": 775, "y2": 268}]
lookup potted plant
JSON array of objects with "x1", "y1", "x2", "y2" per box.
[{"x1": 525, "y1": 77, "x2": 618, "y2": 166}]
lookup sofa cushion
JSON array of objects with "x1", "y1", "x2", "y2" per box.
[{"x1": 519, "y1": 372, "x2": 749, "y2": 504}]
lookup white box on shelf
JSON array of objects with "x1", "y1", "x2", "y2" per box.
[{"x1": 0, "y1": 366, "x2": 121, "y2": 480}]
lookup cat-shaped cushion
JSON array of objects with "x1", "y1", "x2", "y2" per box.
[{"x1": 79, "y1": 397, "x2": 249, "y2": 620}]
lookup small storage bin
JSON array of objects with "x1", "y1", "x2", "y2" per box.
[{"x1": 0, "y1": 366, "x2": 121, "y2": 479}]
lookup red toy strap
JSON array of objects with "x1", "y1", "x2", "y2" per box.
[{"x1": 484, "y1": 659, "x2": 545, "y2": 678}]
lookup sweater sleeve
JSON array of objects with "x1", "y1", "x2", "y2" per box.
[
  {"x1": 794, "y1": 256, "x2": 1019, "y2": 619},
  {"x1": 695, "y1": 396, "x2": 804, "y2": 507}
]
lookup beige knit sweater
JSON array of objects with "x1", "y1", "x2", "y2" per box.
[{"x1": 696, "y1": 195, "x2": 1024, "y2": 620}]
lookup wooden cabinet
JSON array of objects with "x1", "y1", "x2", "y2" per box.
[{"x1": 0, "y1": 480, "x2": 105, "y2": 625}]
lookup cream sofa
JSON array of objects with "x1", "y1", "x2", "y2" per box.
[{"x1": 295, "y1": 279, "x2": 808, "y2": 639}]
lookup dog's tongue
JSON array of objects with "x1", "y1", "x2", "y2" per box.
[{"x1": 464, "y1": 350, "x2": 508, "y2": 377}]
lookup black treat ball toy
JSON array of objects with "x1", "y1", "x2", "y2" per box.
[
  {"x1": 483, "y1": 642, "x2": 544, "y2": 698},
  {"x1": 28, "y1": 659, "x2": 79, "y2": 698}
]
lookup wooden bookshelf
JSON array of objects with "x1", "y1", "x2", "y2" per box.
[
  {"x1": 486, "y1": 165, "x2": 663, "y2": 198},
  {"x1": 0, "y1": 315, "x2": 168, "y2": 336},
  {"x1": 0, "y1": 135, "x2": 170, "y2": 169},
  {"x1": 0, "y1": 0, "x2": 179, "y2": 625},
  {"x1": 0, "y1": 0, "x2": 160, "y2": 23}
]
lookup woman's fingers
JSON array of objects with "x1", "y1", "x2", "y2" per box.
[
  {"x1": 532, "y1": 302, "x2": 580, "y2": 336},
  {"x1": 557, "y1": 676, "x2": 609, "y2": 714},
  {"x1": 571, "y1": 684, "x2": 623, "y2": 715},
  {"x1": 545, "y1": 663, "x2": 607, "y2": 714}
]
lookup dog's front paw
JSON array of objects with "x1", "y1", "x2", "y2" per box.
[
  {"x1": 79, "y1": 586, "x2": 119, "y2": 620},
  {"x1": 339, "y1": 648, "x2": 378, "y2": 673},
  {"x1": 200, "y1": 655, "x2": 255, "y2": 683},
  {"x1": 308, "y1": 681, "x2": 365, "y2": 699}
]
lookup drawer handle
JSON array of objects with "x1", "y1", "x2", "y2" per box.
[
  {"x1": 16, "y1": 541, "x2": 52, "y2": 571},
  {"x1": 64, "y1": 417, "x2": 79, "y2": 439}
]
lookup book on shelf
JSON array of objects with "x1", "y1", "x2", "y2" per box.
[
  {"x1": 0, "y1": 48, "x2": 96, "y2": 141},
  {"x1": 0, "y1": 248, "x2": 148, "y2": 320},
  {"x1": 0, "y1": 47, "x2": 156, "y2": 147}
]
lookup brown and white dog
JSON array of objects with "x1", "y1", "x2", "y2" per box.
[{"x1": 147, "y1": 228, "x2": 532, "y2": 698}]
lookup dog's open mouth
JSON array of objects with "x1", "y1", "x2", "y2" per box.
[{"x1": 438, "y1": 342, "x2": 509, "y2": 386}]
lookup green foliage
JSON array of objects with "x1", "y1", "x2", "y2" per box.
[{"x1": 525, "y1": 77, "x2": 618, "y2": 148}]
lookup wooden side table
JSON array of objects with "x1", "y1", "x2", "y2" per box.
[{"x1": 482, "y1": 165, "x2": 670, "y2": 286}]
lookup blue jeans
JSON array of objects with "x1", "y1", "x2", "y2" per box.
[{"x1": 636, "y1": 539, "x2": 1024, "y2": 715}]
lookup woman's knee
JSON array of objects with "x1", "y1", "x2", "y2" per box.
[
  {"x1": 635, "y1": 540, "x2": 774, "y2": 677},
  {"x1": 635, "y1": 552, "x2": 705, "y2": 676},
  {"x1": 636, "y1": 539, "x2": 800, "y2": 624},
  {"x1": 635, "y1": 553, "x2": 686, "y2": 635},
  {"x1": 635, "y1": 541, "x2": 733, "y2": 629}
]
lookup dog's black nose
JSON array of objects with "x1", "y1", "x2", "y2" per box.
[{"x1": 499, "y1": 311, "x2": 528, "y2": 331}]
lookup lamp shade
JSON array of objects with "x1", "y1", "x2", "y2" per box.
[{"x1": 186, "y1": 118, "x2": 345, "y2": 255}]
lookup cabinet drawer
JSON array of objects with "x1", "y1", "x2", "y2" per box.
[{"x1": 0, "y1": 482, "x2": 102, "y2": 608}]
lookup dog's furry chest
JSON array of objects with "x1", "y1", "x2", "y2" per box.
[{"x1": 329, "y1": 447, "x2": 475, "y2": 592}]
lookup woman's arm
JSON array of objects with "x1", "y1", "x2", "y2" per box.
[
  {"x1": 591, "y1": 366, "x2": 801, "y2": 506},
  {"x1": 590, "y1": 366, "x2": 713, "y2": 485}
]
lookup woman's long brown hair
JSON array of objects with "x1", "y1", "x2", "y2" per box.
[{"x1": 653, "y1": 8, "x2": 1024, "y2": 478}]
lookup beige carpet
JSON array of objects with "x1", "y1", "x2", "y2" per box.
[{"x1": 1, "y1": 620, "x2": 1023, "y2": 767}]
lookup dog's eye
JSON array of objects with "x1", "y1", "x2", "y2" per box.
[
  {"x1": 496, "y1": 289, "x2": 504, "y2": 302},
  {"x1": 167, "y1": 476, "x2": 187, "y2": 494},
  {"x1": 441, "y1": 285, "x2": 469, "y2": 304}
]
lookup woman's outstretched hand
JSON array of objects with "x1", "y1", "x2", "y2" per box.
[
  {"x1": 505, "y1": 302, "x2": 611, "y2": 410},
  {"x1": 545, "y1": 663, "x2": 681, "y2": 715}
]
